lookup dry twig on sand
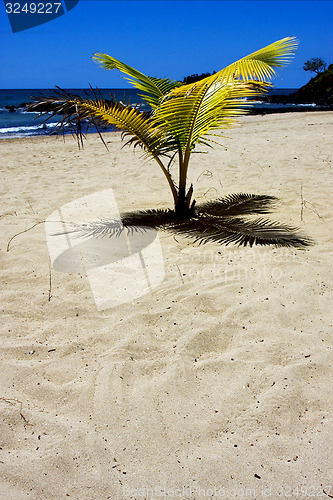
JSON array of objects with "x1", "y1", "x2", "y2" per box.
[{"x1": 0, "y1": 397, "x2": 30, "y2": 424}]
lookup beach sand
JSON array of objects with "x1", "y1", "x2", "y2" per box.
[{"x1": 1, "y1": 111, "x2": 333, "y2": 499}]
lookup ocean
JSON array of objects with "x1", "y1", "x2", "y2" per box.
[
  {"x1": 0, "y1": 88, "x2": 315, "y2": 139},
  {"x1": 0, "y1": 88, "x2": 149, "y2": 139}
]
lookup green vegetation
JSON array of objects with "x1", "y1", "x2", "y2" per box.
[
  {"x1": 182, "y1": 71, "x2": 215, "y2": 85},
  {"x1": 303, "y1": 58, "x2": 327, "y2": 75},
  {"x1": 294, "y1": 64, "x2": 333, "y2": 104},
  {"x1": 31, "y1": 37, "x2": 311, "y2": 247}
]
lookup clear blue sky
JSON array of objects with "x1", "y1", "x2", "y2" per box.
[{"x1": 0, "y1": 0, "x2": 332, "y2": 89}]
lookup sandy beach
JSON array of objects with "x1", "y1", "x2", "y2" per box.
[{"x1": 1, "y1": 111, "x2": 332, "y2": 499}]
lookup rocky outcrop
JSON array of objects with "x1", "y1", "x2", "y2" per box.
[{"x1": 267, "y1": 65, "x2": 333, "y2": 107}]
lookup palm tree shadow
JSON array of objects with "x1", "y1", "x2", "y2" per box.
[{"x1": 69, "y1": 194, "x2": 313, "y2": 248}]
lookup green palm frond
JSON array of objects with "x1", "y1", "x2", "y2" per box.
[
  {"x1": 154, "y1": 80, "x2": 262, "y2": 154},
  {"x1": 154, "y1": 37, "x2": 298, "y2": 155},
  {"x1": 93, "y1": 53, "x2": 182, "y2": 108},
  {"x1": 29, "y1": 88, "x2": 179, "y2": 204},
  {"x1": 215, "y1": 36, "x2": 298, "y2": 83},
  {"x1": 179, "y1": 36, "x2": 298, "y2": 91},
  {"x1": 77, "y1": 99, "x2": 164, "y2": 155},
  {"x1": 151, "y1": 37, "x2": 298, "y2": 195}
]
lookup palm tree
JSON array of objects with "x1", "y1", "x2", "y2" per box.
[{"x1": 30, "y1": 37, "x2": 312, "y2": 247}]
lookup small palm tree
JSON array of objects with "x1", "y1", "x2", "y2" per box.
[{"x1": 31, "y1": 37, "x2": 312, "y2": 247}]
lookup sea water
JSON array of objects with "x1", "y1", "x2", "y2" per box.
[
  {"x1": 0, "y1": 88, "x2": 148, "y2": 139},
  {"x1": 0, "y1": 88, "x2": 313, "y2": 139}
]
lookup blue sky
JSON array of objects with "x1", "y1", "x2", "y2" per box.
[{"x1": 0, "y1": 0, "x2": 332, "y2": 89}]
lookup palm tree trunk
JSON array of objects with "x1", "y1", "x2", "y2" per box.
[
  {"x1": 175, "y1": 185, "x2": 195, "y2": 218},
  {"x1": 154, "y1": 156, "x2": 178, "y2": 208},
  {"x1": 175, "y1": 186, "x2": 187, "y2": 217},
  {"x1": 175, "y1": 149, "x2": 195, "y2": 218}
]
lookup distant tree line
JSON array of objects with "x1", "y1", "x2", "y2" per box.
[
  {"x1": 182, "y1": 71, "x2": 216, "y2": 84},
  {"x1": 303, "y1": 58, "x2": 327, "y2": 75}
]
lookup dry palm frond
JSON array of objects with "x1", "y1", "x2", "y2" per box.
[{"x1": 28, "y1": 87, "x2": 164, "y2": 153}]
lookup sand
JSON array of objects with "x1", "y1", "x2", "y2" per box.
[{"x1": 1, "y1": 111, "x2": 333, "y2": 499}]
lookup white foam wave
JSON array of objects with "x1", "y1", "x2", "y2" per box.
[
  {"x1": 0, "y1": 122, "x2": 60, "y2": 138},
  {"x1": 0, "y1": 107, "x2": 52, "y2": 115},
  {"x1": 20, "y1": 110, "x2": 41, "y2": 115}
]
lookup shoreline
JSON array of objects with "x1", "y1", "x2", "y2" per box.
[
  {"x1": 1, "y1": 107, "x2": 332, "y2": 141},
  {"x1": 248, "y1": 104, "x2": 333, "y2": 115}
]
